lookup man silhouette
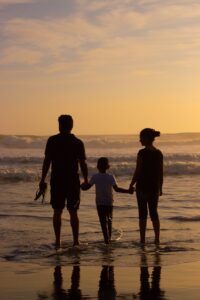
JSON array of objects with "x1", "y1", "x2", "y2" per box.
[{"x1": 39, "y1": 115, "x2": 88, "y2": 248}]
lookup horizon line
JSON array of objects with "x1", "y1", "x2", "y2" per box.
[{"x1": 1, "y1": 131, "x2": 200, "y2": 137}]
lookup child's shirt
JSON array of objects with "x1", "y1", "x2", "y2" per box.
[{"x1": 89, "y1": 173, "x2": 117, "y2": 206}]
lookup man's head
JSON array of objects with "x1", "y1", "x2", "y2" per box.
[{"x1": 58, "y1": 115, "x2": 73, "y2": 133}]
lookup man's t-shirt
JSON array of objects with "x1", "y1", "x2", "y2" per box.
[
  {"x1": 45, "y1": 133, "x2": 86, "y2": 184},
  {"x1": 136, "y1": 148, "x2": 163, "y2": 193},
  {"x1": 89, "y1": 173, "x2": 117, "y2": 206}
]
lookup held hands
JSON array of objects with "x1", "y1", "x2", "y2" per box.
[
  {"x1": 80, "y1": 182, "x2": 91, "y2": 191},
  {"x1": 128, "y1": 185, "x2": 135, "y2": 194},
  {"x1": 80, "y1": 182, "x2": 87, "y2": 190}
]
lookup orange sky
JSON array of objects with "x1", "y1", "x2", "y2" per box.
[{"x1": 1, "y1": 0, "x2": 200, "y2": 135}]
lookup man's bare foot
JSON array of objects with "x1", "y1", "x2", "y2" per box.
[{"x1": 73, "y1": 241, "x2": 80, "y2": 246}]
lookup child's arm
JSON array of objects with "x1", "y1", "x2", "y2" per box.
[
  {"x1": 81, "y1": 174, "x2": 96, "y2": 190},
  {"x1": 113, "y1": 184, "x2": 134, "y2": 194}
]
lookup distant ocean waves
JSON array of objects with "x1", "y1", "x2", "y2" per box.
[
  {"x1": 1, "y1": 133, "x2": 200, "y2": 182},
  {"x1": 1, "y1": 154, "x2": 200, "y2": 182},
  {"x1": 0, "y1": 134, "x2": 136, "y2": 149},
  {"x1": 1, "y1": 132, "x2": 200, "y2": 149},
  {"x1": 0, "y1": 135, "x2": 46, "y2": 149}
]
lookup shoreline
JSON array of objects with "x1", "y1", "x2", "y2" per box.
[{"x1": 1, "y1": 260, "x2": 200, "y2": 299}]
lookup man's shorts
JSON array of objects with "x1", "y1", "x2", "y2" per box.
[{"x1": 50, "y1": 181, "x2": 80, "y2": 210}]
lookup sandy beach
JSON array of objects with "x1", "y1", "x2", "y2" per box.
[{"x1": 1, "y1": 259, "x2": 200, "y2": 299}]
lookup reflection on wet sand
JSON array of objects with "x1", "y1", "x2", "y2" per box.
[
  {"x1": 37, "y1": 264, "x2": 83, "y2": 300},
  {"x1": 37, "y1": 248, "x2": 167, "y2": 299},
  {"x1": 53, "y1": 265, "x2": 82, "y2": 300},
  {"x1": 98, "y1": 265, "x2": 116, "y2": 300},
  {"x1": 139, "y1": 249, "x2": 167, "y2": 300}
]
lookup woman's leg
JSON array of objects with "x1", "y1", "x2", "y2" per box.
[
  {"x1": 136, "y1": 191, "x2": 148, "y2": 244},
  {"x1": 139, "y1": 219, "x2": 147, "y2": 244},
  {"x1": 149, "y1": 194, "x2": 160, "y2": 244},
  {"x1": 152, "y1": 219, "x2": 160, "y2": 244}
]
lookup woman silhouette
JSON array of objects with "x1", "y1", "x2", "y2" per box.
[{"x1": 130, "y1": 128, "x2": 163, "y2": 245}]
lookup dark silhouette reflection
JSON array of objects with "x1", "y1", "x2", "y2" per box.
[
  {"x1": 139, "y1": 250, "x2": 167, "y2": 300},
  {"x1": 98, "y1": 265, "x2": 117, "y2": 300},
  {"x1": 100, "y1": 242, "x2": 115, "y2": 266},
  {"x1": 52, "y1": 265, "x2": 82, "y2": 300}
]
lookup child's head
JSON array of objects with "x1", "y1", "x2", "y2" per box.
[
  {"x1": 97, "y1": 157, "x2": 109, "y2": 172},
  {"x1": 140, "y1": 128, "x2": 160, "y2": 146}
]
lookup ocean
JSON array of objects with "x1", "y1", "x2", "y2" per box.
[{"x1": 1, "y1": 132, "x2": 200, "y2": 268}]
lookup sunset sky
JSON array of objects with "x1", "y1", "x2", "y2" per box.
[{"x1": 1, "y1": 0, "x2": 200, "y2": 135}]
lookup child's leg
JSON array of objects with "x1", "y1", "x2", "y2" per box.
[
  {"x1": 107, "y1": 206, "x2": 113, "y2": 241},
  {"x1": 97, "y1": 206, "x2": 109, "y2": 244}
]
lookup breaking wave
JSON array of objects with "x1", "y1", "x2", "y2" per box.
[{"x1": 1, "y1": 133, "x2": 200, "y2": 182}]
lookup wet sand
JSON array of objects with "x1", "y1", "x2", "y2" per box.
[{"x1": 1, "y1": 260, "x2": 200, "y2": 299}]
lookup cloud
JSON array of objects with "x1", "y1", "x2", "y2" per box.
[
  {"x1": 0, "y1": 46, "x2": 42, "y2": 64},
  {"x1": 1, "y1": 1, "x2": 200, "y2": 77},
  {"x1": 2, "y1": 17, "x2": 105, "y2": 55},
  {"x1": 76, "y1": 0, "x2": 133, "y2": 12},
  {"x1": 0, "y1": 0, "x2": 35, "y2": 4}
]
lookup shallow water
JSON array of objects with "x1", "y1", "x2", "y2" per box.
[
  {"x1": 1, "y1": 133, "x2": 200, "y2": 268},
  {"x1": 1, "y1": 175, "x2": 200, "y2": 267}
]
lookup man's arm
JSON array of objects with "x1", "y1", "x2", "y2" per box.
[
  {"x1": 79, "y1": 159, "x2": 88, "y2": 184},
  {"x1": 39, "y1": 155, "x2": 51, "y2": 187}
]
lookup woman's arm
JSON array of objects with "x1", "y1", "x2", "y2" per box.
[
  {"x1": 113, "y1": 185, "x2": 134, "y2": 194},
  {"x1": 129, "y1": 154, "x2": 142, "y2": 188},
  {"x1": 159, "y1": 152, "x2": 163, "y2": 195}
]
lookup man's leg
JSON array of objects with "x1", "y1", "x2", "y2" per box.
[
  {"x1": 53, "y1": 209, "x2": 63, "y2": 249},
  {"x1": 68, "y1": 210, "x2": 79, "y2": 246}
]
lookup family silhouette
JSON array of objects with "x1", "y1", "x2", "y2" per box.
[{"x1": 38, "y1": 115, "x2": 163, "y2": 247}]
